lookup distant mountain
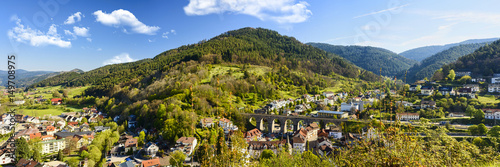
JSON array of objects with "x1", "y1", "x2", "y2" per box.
[
  {"x1": 400, "y1": 38, "x2": 499, "y2": 61},
  {"x1": 308, "y1": 43, "x2": 417, "y2": 76},
  {"x1": 0, "y1": 69, "x2": 53, "y2": 87},
  {"x1": 403, "y1": 42, "x2": 491, "y2": 83},
  {"x1": 0, "y1": 69, "x2": 84, "y2": 88},
  {"x1": 436, "y1": 39, "x2": 500, "y2": 80}
]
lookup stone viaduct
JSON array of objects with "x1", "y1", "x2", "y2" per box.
[{"x1": 242, "y1": 113, "x2": 348, "y2": 133}]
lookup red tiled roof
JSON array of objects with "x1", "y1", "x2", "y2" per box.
[
  {"x1": 46, "y1": 126, "x2": 55, "y2": 132},
  {"x1": 141, "y1": 158, "x2": 160, "y2": 167},
  {"x1": 51, "y1": 98, "x2": 62, "y2": 102}
]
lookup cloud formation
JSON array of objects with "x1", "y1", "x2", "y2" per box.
[
  {"x1": 183, "y1": 0, "x2": 312, "y2": 24},
  {"x1": 64, "y1": 12, "x2": 83, "y2": 25},
  {"x1": 103, "y1": 53, "x2": 136, "y2": 65},
  {"x1": 93, "y1": 9, "x2": 160, "y2": 35},
  {"x1": 73, "y1": 26, "x2": 90, "y2": 37},
  {"x1": 8, "y1": 17, "x2": 71, "y2": 48},
  {"x1": 162, "y1": 29, "x2": 176, "y2": 39}
]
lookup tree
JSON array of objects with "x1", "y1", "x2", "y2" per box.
[
  {"x1": 138, "y1": 131, "x2": 146, "y2": 146},
  {"x1": 170, "y1": 150, "x2": 186, "y2": 167},
  {"x1": 15, "y1": 138, "x2": 31, "y2": 162},
  {"x1": 81, "y1": 117, "x2": 88, "y2": 124},
  {"x1": 216, "y1": 128, "x2": 227, "y2": 155},
  {"x1": 468, "y1": 125, "x2": 480, "y2": 136},
  {"x1": 58, "y1": 150, "x2": 65, "y2": 161},
  {"x1": 488, "y1": 125, "x2": 500, "y2": 138},
  {"x1": 478, "y1": 123, "x2": 488, "y2": 135},
  {"x1": 472, "y1": 109, "x2": 485, "y2": 120},
  {"x1": 260, "y1": 149, "x2": 276, "y2": 160},
  {"x1": 447, "y1": 69, "x2": 456, "y2": 81}
]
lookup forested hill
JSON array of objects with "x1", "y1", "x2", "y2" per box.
[
  {"x1": 435, "y1": 39, "x2": 500, "y2": 79},
  {"x1": 308, "y1": 43, "x2": 417, "y2": 76},
  {"x1": 0, "y1": 69, "x2": 53, "y2": 87},
  {"x1": 403, "y1": 42, "x2": 491, "y2": 83},
  {"x1": 31, "y1": 27, "x2": 379, "y2": 95},
  {"x1": 399, "y1": 38, "x2": 499, "y2": 61}
]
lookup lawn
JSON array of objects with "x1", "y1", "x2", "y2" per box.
[
  {"x1": 15, "y1": 108, "x2": 65, "y2": 117},
  {"x1": 478, "y1": 95, "x2": 500, "y2": 104}
]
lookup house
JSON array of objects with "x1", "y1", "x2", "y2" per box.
[
  {"x1": 145, "y1": 142, "x2": 159, "y2": 157},
  {"x1": 173, "y1": 137, "x2": 197, "y2": 156},
  {"x1": 316, "y1": 110, "x2": 348, "y2": 119},
  {"x1": 362, "y1": 126, "x2": 380, "y2": 141},
  {"x1": 448, "y1": 112, "x2": 465, "y2": 117},
  {"x1": 141, "y1": 158, "x2": 160, "y2": 167},
  {"x1": 41, "y1": 138, "x2": 66, "y2": 154},
  {"x1": 51, "y1": 98, "x2": 62, "y2": 105},
  {"x1": 420, "y1": 86, "x2": 434, "y2": 96},
  {"x1": 340, "y1": 102, "x2": 358, "y2": 113},
  {"x1": 420, "y1": 100, "x2": 436, "y2": 109},
  {"x1": 463, "y1": 84, "x2": 480, "y2": 92},
  {"x1": 293, "y1": 123, "x2": 319, "y2": 142},
  {"x1": 396, "y1": 113, "x2": 419, "y2": 120},
  {"x1": 124, "y1": 138, "x2": 138, "y2": 153},
  {"x1": 409, "y1": 85, "x2": 420, "y2": 91},
  {"x1": 244, "y1": 128, "x2": 263, "y2": 142},
  {"x1": 328, "y1": 128, "x2": 343, "y2": 139},
  {"x1": 292, "y1": 135, "x2": 306, "y2": 153},
  {"x1": 94, "y1": 126, "x2": 110, "y2": 132},
  {"x1": 219, "y1": 118, "x2": 238, "y2": 134},
  {"x1": 483, "y1": 109, "x2": 500, "y2": 120},
  {"x1": 414, "y1": 80, "x2": 426, "y2": 85},
  {"x1": 45, "y1": 126, "x2": 56, "y2": 135},
  {"x1": 325, "y1": 96, "x2": 336, "y2": 106},
  {"x1": 0, "y1": 149, "x2": 14, "y2": 165},
  {"x1": 316, "y1": 137, "x2": 334, "y2": 157},
  {"x1": 323, "y1": 91, "x2": 335, "y2": 98},
  {"x1": 13, "y1": 100, "x2": 25, "y2": 105},
  {"x1": 455, "y1": 71, "x2": 471, "y2": 77},
  {"x1": 488, "y1": 84, "x2": 500, "y2": 93},
  {"x1": 457, "y1": 88, "x2": 475, "y2": 98},
  {"x1": 200, "y1": 118, "x2": 214, "y2": 128},
  {"x1": 438, "y1": 86, "x2": 455, "y2": 96},
  {"x1": 15, "y1": 159, "x2": 42, "y2": 167},
  {"x1": 492, "y1": 77, "x2": 500, "y2": 84},
  {"x1": 395, "y1": 101, "x2": 413, "y2": 108},
  {"x1": 248, "y1": 140, "x2": 287, "y2": 158}
]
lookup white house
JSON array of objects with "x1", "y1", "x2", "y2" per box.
[
  {"x1": 41, "y1": 139, "x2": 66, "y2": 154},
  {"x1": 340, "y1": 103, "x2": 358, "y2": 113},
  {"x1": 484, "y1": 109, "x2": 500, "y2": 120},
  {"x1": 174, "y1": 137, "x2": 197, "y2": 156},
  {"x1": 292, "y1": 135, "x2": 306, "y2": 153},
  {"x1": 463, "y1": 84, "x2": 480, "y2": 92},
  {"x1": 488, "y1": 84, "x2": 500, "y2": 93},
  {"x1": 0, "y1": 149, "x2": 14, "y2": 165},
  {"x1": 420, "y1": 86, "x2": 434, "y2": 96},
  {"x1": 200, "y1": 118, "x2": 214, "y2": 128},
  {"x1": 492, "y1": 77, "x2": 500, "y2": 84},
  {"x1": 455, "y1": 71, "x2": 471, "y2": 77},
  {"x1": 323, "y1": 92, "x2": 335, "y2": 98},
  {"x1": 409, "y1": 85, "x2": 420, "y2": 91},
  {"x1": 145, "y1": 143, "x2": 159, "y2": 157},
  {"x1": 396, "y1": 113, "x2": 419, "y2": 120}
]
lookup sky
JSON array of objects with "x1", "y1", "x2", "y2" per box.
[{"x1": 1, "y1": 0, "x2": 500, "y2": 71}]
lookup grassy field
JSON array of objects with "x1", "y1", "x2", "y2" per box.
[
  {"x1": 478, "y1": 95, "x2": 500, "y2": 104},
  {"x1": 15, "y1": 108, "x2": 65, "y2": 117}
]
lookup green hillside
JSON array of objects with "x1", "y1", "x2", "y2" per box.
[
  {"x1": 400, "y1": 38, "x2": 498, "y2": 61},
  {"x1": 437, "y1": 39, "x2": 500, "y2": 79},
  {"x1": 404, "y1": 42, "x2": 490, "y2": 83},
  {"x1": 308, "y1": 43, "x2": 417, "y2": 76}
]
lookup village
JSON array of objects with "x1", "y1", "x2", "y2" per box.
[{"x1": 2, "y1": 71, "x2": 500, "y2": 167}]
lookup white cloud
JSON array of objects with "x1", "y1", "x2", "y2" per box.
[
  {"x1": 8, "y1": 17, "x2": 71, "y2": 48},
  {"x1": 86, "y1": 38, "x2": 92, "y2": 42},
  {"x1": 162, "y1": 32, "x2": 169, "y2": 39},
  {"x1": 93, "y1": 9, "x2": 160, "y2": 35},
  {"x1": 162, "y1": 29, "x2": 176, "y2": 39},
  {"x1": 97, "y1": 48, "x2": 102, "y2": 51},
  {"x1": 103, "y1": 53, "x2": 136, "y2": 65},
  {"x1": 64, "y1": 12, "x2": 83, "y2": 25},
  {"x1": 73, "y1": 26, "x2": 90, "y2": 37},
  {"x1": 183, "y1": 0, "x2": 312, "y2": 24},
  {"x1": 148, "y1": 39, "x2": 154, "y2": 42},
  {"x1": 353, "y1": 4, "x2": 409, "y2": 19}
]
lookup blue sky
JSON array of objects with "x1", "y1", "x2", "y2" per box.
[{"x1": 1, "y1": 0, "x2": 500, "y2": 71}]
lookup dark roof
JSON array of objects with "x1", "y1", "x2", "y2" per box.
[
  {"x1": 54, "y1": 131, "x2": 94, "y2": 138},
  {"x1": 438, "y1": 86, "x2": 453, "y2": 91},
  {"x1": 458, "y1": 88, "x2": 472, "y2": 93},
  {"x1": 421, "y1": 101, "x2": 436, "y2": 105},
  {"x1": 119, "y1": 161, "x2": 134, "y2": 167},
  {"x1": 421, "y1": 86, "x2": 433, "y2": 90},
  {"x1": 16, "y1": 159, "x2": 41, "y2": 167}
]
